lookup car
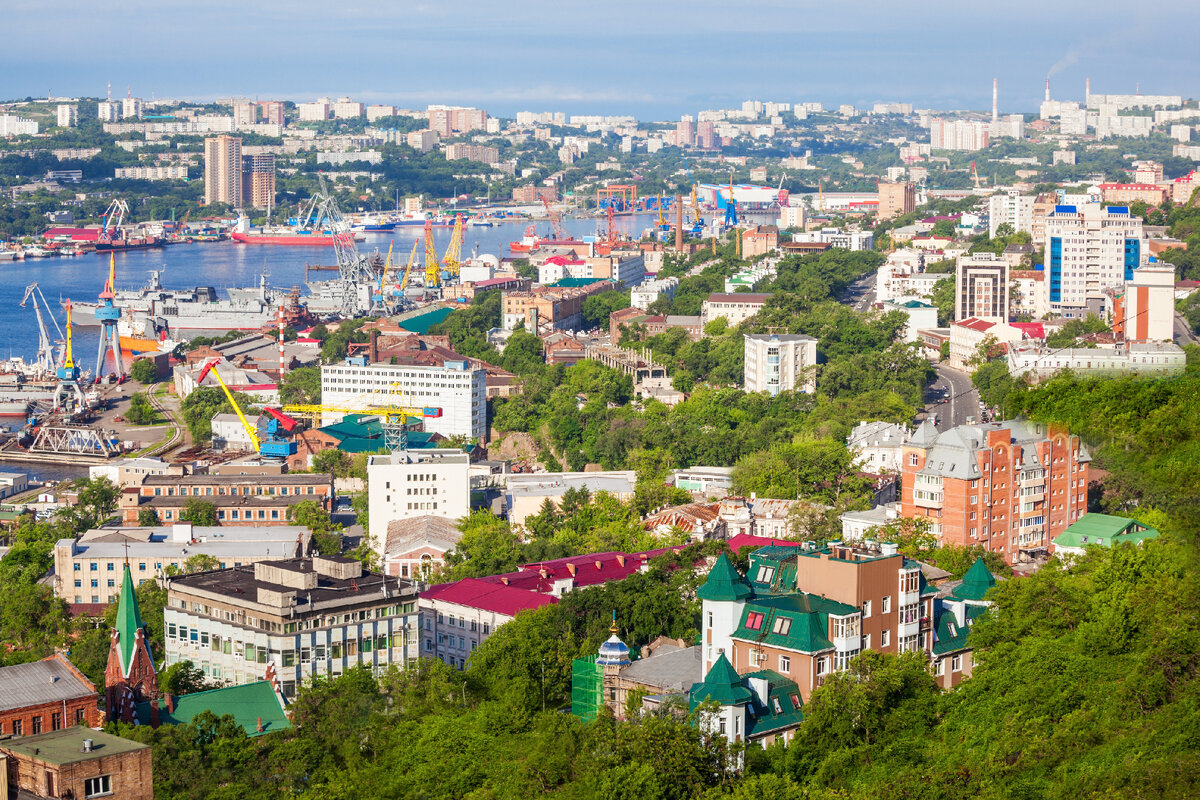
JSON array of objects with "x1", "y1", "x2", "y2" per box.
[{"x1": 113, "y1": 416, "x2": 125, "y2": 423}]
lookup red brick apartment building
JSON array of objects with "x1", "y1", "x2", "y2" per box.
[{"x1": 901, "y1": 419, "x2": 1090, "y2": 565}]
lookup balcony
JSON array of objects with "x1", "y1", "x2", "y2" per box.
[
  {"x1": 897, "y1": 620, "x2": 920, "y2": 639},
  {"x1": 919, "y1": 616, "x2": 933, "y2": 632}
]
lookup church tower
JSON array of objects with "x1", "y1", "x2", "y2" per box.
[{"x1": 104, "y1": 563, "x2": 158, "y2": 722}]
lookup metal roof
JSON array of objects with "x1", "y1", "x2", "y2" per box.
[{"x1": 0, "y1": 656, "x2": 96, "y2": 713}]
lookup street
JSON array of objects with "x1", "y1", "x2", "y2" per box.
[
  {"x1": 1174, "y1": 312, "x2": 1197, "y2": 346},
  {"x1": 923, "y1": 363, "x2": 981, "y2": 431},
  {"x1": 841, "y1": 271, "x2": 878, "y2": 312}
]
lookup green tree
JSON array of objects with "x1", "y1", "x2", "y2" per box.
[
  {"x1": 311, "y1": 448, "x2": 353, "y2": 478},
  {"x1": 179, "y1": 499, "x2": 218, "y2": 526},
  {"x1": 278, "y1": 365, "x2": 321, "y2": 406},
  {"x1": 126, "y1": 392, "x2": 156, "y2": 425},
  {"x1": 58, "y1": 477, "x2": 119, "y2": 532},
  {"x1": 137, "y1": 507, "x2": 161, "y2": 527},
  {"x1": 129, "y1": 357, "x2": 158, "y2": 384}
]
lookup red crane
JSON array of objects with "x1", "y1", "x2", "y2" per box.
[{"x1": 541, "y1": 196, "x2": 567, "y2": 240}]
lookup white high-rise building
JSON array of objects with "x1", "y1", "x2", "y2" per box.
[
  {"x1": 56, "y1": 104, "x2": 77, "y2": 128},
  {"x1": 988, "y1": 190, "x2": 1034, "y2": 238},
  {"x1": 331, "y1": 97, "x2": 365, "y2": 119},
  {"x1": 97, "y1": 101, "x2": 119, "y2": 123},
  {"x1": 320, "y1": 360, "x2": 487, "y2": 441},
  {"x1": 297, "y1": 100, "x2": 331, "y2": 121},
  {"x1": 121, "y1": 97, "x2": 143, "y2": 119},
  {"x1": 0, "y1": 116, "x2": 38, "y2": 136},
  {"x1": 955, "y1": 254, "x2": 1009, "y2": 324},
  {"x1": 743, "y1": 334, "x2": 818, "y2": 395},
  {"x1": 1045, "y1": 204, "x2": 1147, "y2": 318},
  {"x1": 929, "y1": 119, "x2": 990, "y2": 151},
  {"x1": 366, "y1": 450, "x2": 471, "y2": 555}
]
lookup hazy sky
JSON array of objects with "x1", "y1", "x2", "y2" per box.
[{"x1": 5, "y1": 0, "x2": 1196, "y2": 118}]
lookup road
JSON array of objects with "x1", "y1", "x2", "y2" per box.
[
  {"x1": 841, "y1": 271, "x2": 878, "y2": 312},
  {"x1": 923, "y1": 363, "x2": 981, "y2": 432},
  {"x1": 1174, "y1": 312, "x2": 1198, "y2": 346}
]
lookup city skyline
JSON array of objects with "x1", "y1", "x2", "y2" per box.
[{"x1": 4, "y1": 0, "x2": 1196, "y2": 118}]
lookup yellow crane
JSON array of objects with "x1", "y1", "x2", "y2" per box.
[
  {"x1": 284, "y1": 380, "x2": 441, "y2": 426},
  {"x1": 691, "y1": 184, "x2": 701, "y2": 226},
  {"x1": 378, "y1": 241, "x2": 394, "y2": 301},
  {"x1": 199, "y1": 359, "x2": 296, "y2": 457},
  {"x1": 423, "y1": 221, "x2": 440, "y2": 288},
  {"x1": 442, "y1": 214, "x2": 464, "y2": 278},
  {"x1": 198, "y1": 359, "x2": 260, "y2": 451},
  {"x1": 401, "y1": 240, "x2": 420, "y2": 290},
  {"x1": 655, "y1": 194, "x2": 667, "y2": 228}
]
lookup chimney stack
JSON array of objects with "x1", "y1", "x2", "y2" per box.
[
  {"x1": 1085, "y1": 77, "x2": 1091, "y2": 104},
  {"x1": 1045, "y1": 78, "x2": 1050, "y2": 103},
  {"x1": 992, "y1": 78, "x2": 998, "y2": 123}
]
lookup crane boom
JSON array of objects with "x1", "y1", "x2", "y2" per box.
[
  {"x1": 442, "y1": 214, "x2": 464, "y2": 277},
  {"x1": 541, "y1": 197, "x2": 566, "y2": 239},
  {"x1": 423, "y1": 220, "x2": 440, "y2": 287},
  {"x1": 199, "y1": 359, "x2": 261, "y2": 451},
  {"x1": 401, "y1": 240, "x2": 419, "y2": 290}
]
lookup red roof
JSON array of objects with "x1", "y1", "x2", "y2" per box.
[
  {"x1": 726, "y1": 534, "x2": 801, "y2": 552},
  {"x1": 421, "y1": 578, "x2": 557, "y2": 617},
  {"x1": 953, "y1": 317, "x2": 995, "y2": 333},
  {"x1": 543, "y1": 255, "x2": 585, "y2": 266},
  {"x1": 1010, "y1": 322, "x2": 1045, "y2": 339}
]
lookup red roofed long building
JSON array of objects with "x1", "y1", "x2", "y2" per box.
[{"x1": 420, "y1": 548, "x2": 681, "y2": 668}]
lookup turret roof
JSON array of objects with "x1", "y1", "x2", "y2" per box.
[{"x1": 697, "y1": 553, "x2": 752, "y2": 602}]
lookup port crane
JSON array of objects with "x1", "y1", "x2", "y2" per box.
[
  {"x1": 315, "y1": 175, "x2": 375, "y2": 315},
  {"x1": 283, "y1": 380, "x2": 442, "y2": 451},
  {"x1": 541, "y1": 197, "x2": 567, "y2": 240},
  {"x1": 970, "y1": 161, "x2": 986, "y2": 189},
  {"x1": 401, "y1": 240, "x2": 419, "y2": 291},
  {"x1": 20, "y1": 283, "x2": 65, "y2": 378},
  {"x1": 423, "y1": 220, "x2": 440, "y2": 288},
  {"x1": 99, "y1": 199, "x2": 130, "y2": 240},
  {"x1": 723, "y1": 172, "x2": 738, "y2": 227},
  {"x1": 442, "y1": 214, "x2": 465, "y2": 278},
  {"x1": 196, "y1": 358, "x2": 296, "y2": 458},
  {"x1": 94, "y1": 253, "x2": 125, "y2": 382},
  {"x1": 51, "y1": 300, "x2": 87, "y2": 413}
]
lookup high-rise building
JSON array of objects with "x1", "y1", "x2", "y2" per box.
[
  {"x1": 241, "y1": 153, "x2": 275, "y2": 210},
  {"x1": 988, "y1": 190, "x2": 1034, "y2": 238},
  {"x1": 97, "y1": 101, "x2": 119, "y2": 123},
  {"x1": 1111, "y1": 263, "x2": 1176, "y2": 343},
  {"x1": 366, "y1": 450, "x2": 472, "y2": 554},
  {"x1": 955, "y1": 253, "x2": 1009, "y2": 323},
  {"x1": 297, "y1": 100, "x2": 331, "y2": 121},
  {"x1": 743, "y1": 334, "x2": 819, "y2": 395},
  {"x1": 56, "y1": 104, "x2": 77, "y2": 128},
  {"x1": 901, "y1": 418, "x2": 1090, "y2": 564},
  {"x1": 426, "y1": 105, "x2": 488, "y2": 137},
  {"x1": 929, "y1": 119, "x2": 989, "y2": 151},
  {"x1": 1045, "y1": 203, "x2": 1146, "y2": 317},
  {"x1": 121, "y1": 97, "x2": 143, "y2": 119},
  {"x1": 675, "y1": 115, "x2": 695, "y2": 148},
  {"x1": 203, "y1": 135, "x2": 242, "y2": 207},
  {"x1": 877, "y1": 181, "x2": 916, "y2": 221},
  {"x1": 232, "y1": 101, "x2": 259, "y2": 127},
  {"x1": 258, "y1": 101, "x2": 285, "y2": 126},
  {"x1": 331, "y1": 97, "x2": 364, "y2": 119}
]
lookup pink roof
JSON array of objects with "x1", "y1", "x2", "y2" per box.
[
  {"x1": 1010, "y1": 322, "x2": 1045, "y2": 339},
  {"x1": 544, "y1": 255, "x2": 585, "y2": 266},
  {"x1": 474, "y1": 277, "x2": 523, "y2": 288},
  {"x1": 727, "y1": 534, "x2": 801, "y2": 552},
  {"x1": 421, "y1": 577, "x2": 557, "y2": 617},
  {"x1": 954, "y1": 317, "x2": 995, "y2": 333}
]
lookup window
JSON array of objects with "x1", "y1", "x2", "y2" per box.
[
  {"x1": 31, "y1": 715, "x2": 43, "y2": 733},
  {"x1": 909, "y1": 453, "x2": 918, "y2": 466},
  {"x1": 815, "y1": 657, "x2": 827, "y2": 676},
  {"x1": 881, "y1": 596, "x2": 891, "y2": 613},
  {"x1": 863, "y1": 634, "x2": 871, "y2": 650},
  {"x1": 771, "y1": 616, "x2": 791, "y2": 636},
  {"x1": 76, "y1": 708, "x2": 87, "y2": 724},
  {"x1": 84, "y1": 776, "x2": 112, "y2": 798},
  {"x1": 862, "y1": 600, "x2": 871, "y2": 619},
  {"x1": 952, "y1": 654, "x2": 963, "y2": 672},
  {"x1": 881, "y1": 629, "x2": 890, "y2": 647},
  {"x1": 51, "y1": 712, "x2": 62, "y2": 730},
  {"x1": 936, "y1": 659, "x2": 946, "y2": 676},
  {"x1": 778, "y1": 654, "x2": 790, "y2": 672},
  {"x1": 745, "y1": 612, "x2": 764, "y2": 631}
]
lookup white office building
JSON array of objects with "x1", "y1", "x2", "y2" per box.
[
  {"x1": 743, "y1": 334, "x2": 818, "y2": 395},
  {"x1": 366, "y1": 449, "x2": 472, "y2": 555},
  {"x1": 955, "y1": 253, "x2": 1009, "y2": 323},
  {"x1": 0, "y1": 116, "x2": 38, "y2": 136},
  {"x1": 1045, "y1": 203, "x2": 1147, "y2": 317},
  {"x1": 988, "y1": 190, "x2": 1034, "y2": 238},
  {"x1": 321, "y1": 359, "x2": 487, "y2": 440},
  {"x1": 631, "y1": 276, "x2": 679, "y2": 310}
]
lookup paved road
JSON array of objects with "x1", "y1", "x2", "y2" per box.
[
  {"x1": 923, "y1": 363, "x2": 981, "y2": 431},
  {"x1": 1174, "y1": 312, "x2": 1198, "y2": 346},
  {"x1": 842, "y1": 271, "x2": 878, "y2": 312}
]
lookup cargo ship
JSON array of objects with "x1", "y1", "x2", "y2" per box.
[
  {"x1": 231, "y1": 229, "x2": 360, "y2": 245},
  {"x1": 95, "y1": 233, "x2": 164, "y2": 252},
  {"x1": 350, "y1": 215, "x2": 396, "y2": 233},
  {"x1": 508, "y1": 225, "x2": 584, "y2": 254}
]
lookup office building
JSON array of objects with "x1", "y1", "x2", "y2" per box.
[
  {"x1": 164, "y1": 557, "x2": 420, "y2": 698},
  {"x1": 366, "y1": 449, "x2": 471, "y2": 555},
  {"x1": 54, "y1": 523, "x2": 311, "y2": 607},
  {"x1": 119, "y1": 473, "x2": 334, "y2": 526},
  {"x1": 1098, "y1": 183, "x2": 1168, "y2": 206},
  {"x1": 929, "y1": 119, "x2": 989, "y2": 151},
  {"x1": 901, "y1": 418, "x2": 1090, "y2": 564},
  {"x1": 701, "y1": 293, "x2": 773, "y2": 327},
  {"x1": 1045, "y1": 203, "x2": 1146, "y2": 317},
  {"x1": 320, "y1": 359, "x2": 487, "y2": 439},
  {"x1": 955, "y1": 253, "x2": 1009, "y2": 323},
  {"x1": 56, "y1": 104, "x2": 77, "y2": 128},
  {"x1": 877, "y1": 181, "x2": 916, "y2": 221},
  {"x1": 988, "y1": 190, "x2": 1034, "y2": 238},
  {"x1": 743, "y1": 334, "x2": 819, "y2": 395},
  {"x1": 203, "y1": 134, "x2": 242, "y2": 206},
  {"x1": 241, "y1": 153, "x2": 275, "y2": 209}
]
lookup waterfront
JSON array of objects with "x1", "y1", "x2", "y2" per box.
[{"x1": 0, "y1": 212, "x2": 671, "y2": 364}]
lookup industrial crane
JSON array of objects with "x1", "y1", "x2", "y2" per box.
[
  {"x1": 20, "y1": 283, "x2": 64, "y2": 378},
  {"x1": 442, "y1": 214, "x2": 465, "y2": 278},
  {"x1": 401, "y1": 240, "x2": 420, "y2": 291},
  {"x1": 655, "y1": 194, "x2": 668, "y2": 230},
  {"x1": 970, "y1": 161, "x2": 986, "y2": 189},
  {"x1": 99, "y1": 199, "x2": 130, "y2": 240},
  {"x1": 723, "y1": 172, "x2": 738, "y2": 227},
  {"x1": 422, "y1": 220, "x2": 441, "y2": 288},
  {"x1": 541, "y1": 196, "x2": 567, "y2": 240},
  {"x1": 196, "y1": 359, "x2": 296, "y2": 458},
  {"x1": 94, "y1": 253, "x2": 125, "y2": 382},
  {"x1": 51, "y1": 299, "x2": 86, "y2": 413},
  {"x1": 283, "y1": 379, "x2": 442, "y2": 451}
]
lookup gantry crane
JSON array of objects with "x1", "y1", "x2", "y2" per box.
[
  {"x1": 541, "y1": 196, "x2": 566, "y2": 239},
  {"x1": 723, "y1": 171, "x2": 738, "y2": 227},
  {"x1": 442, "y1": 214, "x2": 465, "y2": 278},
  {"x1": 423, "y1": 220, "x2": 440, "y2": 288},
  {"x1": 94, "y1": 253, "x2": 124, "y2": 382},
  {"x1": 197, "y1": 359, "x2": 296, "y2": 458},
  {"x1": 20, "y1": 283, "x2": 64, "y2": 378}
]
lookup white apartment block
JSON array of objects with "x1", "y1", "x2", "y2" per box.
[
  {"x1": 97, "y1": 102, "x2": 119, "y2": 123},
  {"x1": 701, "y1": 293, "x2": 773, "y2": 327},
  {"x1": 988, "y1": 190, "x2": 1033, "y2": 238},
  {"x1": 875, "y1": 250, "x2": 944, "y2": 304},
  {"x1": 955, "y1": 253, "x2": 1009, "y2": 323},
  {"x1": 297, "y1": 101, "x2": 331, "y2": 121},
  {"x1": 929, "y1": 119, "x2": 989, "y2": 151},
  {"x1": 320, "y1": 360, "x2": 487, "y2": 440},
  {"x1": 121, "y1": 97, "x2": 143, "y2": 119},
  {"x1": 0, "y1": 116, "x2": 38, "y2": 136},
  {"x1": 847, "y1": 421, "x2": 908, "y2": 474},
  {"x1": 56, "y1": 104, "x2": 77, "y2": 128},
  {"x1": 631, "y1": 276, "x2": 679, "y2": 310},
  {"x1": 331, "y1": 98, "x2": 365, "y2": 119},
  {"x1": 1114, "y1": 264, "x2": 1176, "y2": 343},
  {"x1": 114, "y1": 165, "x2": 189, "y2": 180},
  {"x1": 1009, "y1": 271, "x2": 1049, "y2": 319},
  {"x1": 743, "y1": 334, "x2": 818, "y2": 395},
  {"x1": 1045, "y1": 204, "x2": 1146, "y2": 317},
  {"x1": 366, "y1": 450, "x2": 472, "y2": 555},
  {"x1": 1007, "y1": 343, "x2": 1186, "y2": 383},
  {"x1": 164, "y1": 557, "x2": 420, "y2": 698}
]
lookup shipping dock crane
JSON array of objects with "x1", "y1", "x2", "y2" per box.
[
  {"x1": 20, "y1": 282, "x2": 65, "y2": 378},
  {"x1": 196, "y1": 359, "x2": 296, "y2": 458},
  {"x1": 423, "y1": 220, "x2": 441, "y2": 288},
  {"x1": 94, "y1": 253, "x2": 124, "y2": 382},
  {"x1": 401, "y1": 240, "x2": 420, "y2": 291},
  {"x1": 442, "y1": 214, "x2": 465, "y2": 278},
  {"x1": 52, "y1": 299, "x2": 86, "y2": 413},
  {"x1": 723, "y1": 172, "x2": 739, "y2": 227},
  {"x1": 541, "y1": 196, "x2": 567, "y2": 240}
]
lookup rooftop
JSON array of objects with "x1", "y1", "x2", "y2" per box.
[
  {"x1": 705, "y1": 292, "x2": 773, "y2": 304},
  {"x1": 142, "y1": 473, "x2": 331, "y2": 486},
  {"x1": 618, "y1": 643, "x2": 701, "y2": 693},
  {"x1": 1053, "y1": 513, "x2": 1159, "y2": 550},
  {"x1": 422, "y1": 576, "x2": 558, "y2": 617},
  {"x1": 385, "y1": 515, "x2": 463, "y2": 555},
  {"x1": 64, "y1": 525, "x2": 310, "y2": 560},
  {"x1": 135, "y1": 681, "x2": 290, "y2": 737},
  {"x1": 0, "y1": 655, "x2": 96, "y2": 713},
  {"x1": 0, "y1": 727, "x2": 147, "y2": 766}
]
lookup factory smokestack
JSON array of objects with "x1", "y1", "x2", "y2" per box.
[
  {"x1": 1085, "y1": 77, "x2": 1091, "y2": 104},
  {"x1": 1045, "y1": 78, "x2": 1051, "y2": 103},
  {"x1": 992, "y1": 78, "x2": 998, "y2": 123}
]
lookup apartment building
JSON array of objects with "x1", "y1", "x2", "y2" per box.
[
  {"x1": 1009, "y1": 270, "x2": 1048, "y2": 319},
  {"x1": 56, "y1": 104, "x2": 77, "y2": 128},
  {"x1": 54, "y1": 524, "x2": 311, "y2": 608},
  {"x1": 1007, "y1": 342, "x2": 1186, "y2": 382},
  {"x1": 114, "y1": 165, "x2": 189, "y2": 180},
  {"x1": 203, "y1": 135, "x2": 242, "y2": 206},
  {"x1": 241, "y1": 153, "x2": 275, "y2": 209},
  {"x1": 988, "y1": 190, "x2": 1034, "y2": 238},
  {"x1": 0, "y1": 655, "x2": 102, "y2": 737},
  {"x1": 631, "y1": 276, "x2": 679, "y2": 310},
  {"x1": 701, "y1": 293, "x2": 773, "y2": 327},
  {"x1": 1111, "y1": 263, "x2": 1176, "y2": 342},
  {"x1": 501, "y1": 282, "x2": 613, "y2": 333},
  {"x1": 444, "y1": 143, "x2": 499, "y2": 164},
  {"x1": 320, "y1": 358, "x2": 486, "y2": 438},
  {"x1": 847, "y1": 420, "x2": 909, "y2": 473},
  {"x1": 1045, "y1": 203, "x2": 1146, "y2": 317},
  {"x1": 119, "y1": 473, "x2": 334, "y2": 526},
  {"x1": 741, "y1": 225, "x2": 780, "y2": 257},
  {"x1": 900, "y1": 418, "x2": 1090, "y2": 565},
  {"x1": 406, "y1": 129, "x2": 439, "y2": 153},
  {"x1": 743, "y1": 333, "x2": 818, "y2": 395},
  {"x1": 877, "y1": 181, "x2": 916, "y2": 221},
  {"x1": 165, "y1": 557, "x2": 420, "y2": 697},
  {"x1": 366, "y1": 449, "x2": 471, "y2": 555},
  {"x1": 427, "y1": 105, "x2": 488, "y2": 136},
  {"x1": 955, "y1": 253, "x2": 1009, "y2": 323},
  {"x1": 297, "y1": 100, "x2": 331, "y2": 121},
  {"x1": 1098, "y1": 183, "x2": 1168, "y2": 206},
  {"x1": 929, "y1": 119, "x2": 989, "y2": 151}
]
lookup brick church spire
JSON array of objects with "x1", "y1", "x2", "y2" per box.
[{"x1": 105, "y1": 563, "x2": 158, "y2": 722}]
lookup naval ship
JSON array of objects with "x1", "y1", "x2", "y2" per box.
[{"x1": 70, "y1": 271, "x2": 287, "y2": 331}]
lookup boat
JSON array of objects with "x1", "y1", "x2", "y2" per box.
[
  {"x1": 71, "y1": 271, "x2": 292, "y2": 331},
  {"x1": 508, "y1": 225, "x2": 584, "y2": 255},
  {"x1": 23, "y1": 246, "x2": 53, "y2": 258},
  {"x1": 95, "y1": 234, "x2": 163, "y2": 252},
  {"x1": 468, "y1": 218, "x2": 495, "y2": 228},
  {"x1": 0, "y1": 250, "x2": 19, "y2": 261},
  {"x1": 231, "y1": 229, "x2": 360, "y2": 245},
  {"x1": 117, "y1": 316, "x2": 179, "y2": 354},
  {"x1": 350, "y1": 215, "x2": 396, "y2": 233}
]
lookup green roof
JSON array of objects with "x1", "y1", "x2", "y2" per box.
[
  {"x1": 135, "y1": 681, "x2": 291, "y2": 737},
  {"x1": 115, "y1": 563, "x2": 145, "y2": 676},
  {"x1": 398, "y1": 307, "x2": 455, "y2": 334},
  {"x1": 549, "y1": 277, "x2": 605, "y2": 288},
  {"x1": 1052, "y1": 513, "x2": 1159, "y2": 550},
  {"x1": 0, "y1": 728, "x2": 148, "y2": 766},
  {"x1": 732, "y1": 594, "x2": 847, "y2": 654},
  {"x1": 689, "y1": 653, "x2": 753, "y2": 708},
  {"x1": 932, "y1": 603, "x2": 988, "y2": 656},
  {"x1": 746, "y1": 547, "x2": 800, "y2": 595},
  {"x1": 697, "y1": 553, "x2": 752, "y2": 602},
  {"x1": 951, "y1": 558, "x2": 997, "y2": 602},
  {"x1": 742, "y1": 669, "x2": 805, "y2": 736}
]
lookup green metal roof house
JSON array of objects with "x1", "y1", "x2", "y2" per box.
[{"x1": 1052, "y1": 513, "x2": 1159, "y2": 558}]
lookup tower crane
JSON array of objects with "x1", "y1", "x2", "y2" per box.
[
  {"x1": 442, "y1": 214, "x2": 465, "y2": 278},
  {"x1": 283, "y1": 379, "x2": 443, "y2": 451},
  {"x1": 723, "y1": 171, "x2": 738, "y2": 227},
  {"x1": 196, "y1": 359, "x2": 296, "y2": 458},
  {"x1": 541, "y1": 196, "x2": 567, "y2": 240},
  {"x1": 423, "y1": 220, "x2": 440, "y2": 288},
  {"x1": 971, "y1": 161, "x2": 986, "y2": 189},
  {"x1": 99, "y1": 199, "x2": 130, "y2": 241},
  {"x1": 376, "y1": 241, "x2": 394, "y2": 310},
  {"x1": 20, "y1": 283, "x2": 64, "y2": 378},
  {"x1": 94, "y1": 253, "x2": 125, "y2": 382}
]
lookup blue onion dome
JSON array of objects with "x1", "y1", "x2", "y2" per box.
[{"x1": 596, "y1": 623, "x2": 631, "y2": 666}]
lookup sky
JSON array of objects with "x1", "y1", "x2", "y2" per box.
[{"x1": 4, "y1": 0, "x2": 1198, "y2": 119}]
